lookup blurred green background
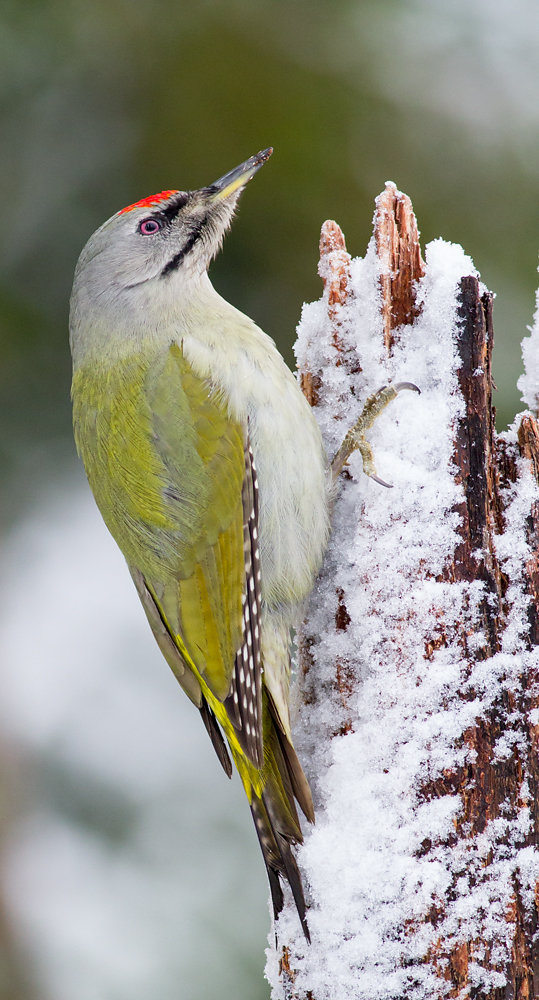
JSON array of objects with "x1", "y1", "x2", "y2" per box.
[{"x1": 1, "y1": 1, "x2": 539, "y2": 998}]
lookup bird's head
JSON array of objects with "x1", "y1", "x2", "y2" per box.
[{"x1": 70, "y1": 148, "x2": 272, "y2": 360}]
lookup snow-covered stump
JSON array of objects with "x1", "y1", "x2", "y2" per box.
[{"x1": 267, "y1": 185, "x2": 539, "y2": 1000}]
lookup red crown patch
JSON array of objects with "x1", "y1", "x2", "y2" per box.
[{"x1": 119, "y1": 191, "x2": 178, "y2": 215}]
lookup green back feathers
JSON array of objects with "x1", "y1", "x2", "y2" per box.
[{"x1": 72, "y1": 343, "x2": 245, "y2": 702}]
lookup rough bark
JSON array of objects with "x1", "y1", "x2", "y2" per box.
[{"x1": 281, "y1": 183, "x2": 539, "y2": 998}]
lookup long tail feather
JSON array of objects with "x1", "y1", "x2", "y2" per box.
[
  {"x1": 247, "y1": 704, "x2": 313, "y2": 941},
  {"x1": 250, "y1": 793, "x2": 310, "y2": 941},
  {"x1": 268, "y1": 695, "x2": 314, "y2": 824}
]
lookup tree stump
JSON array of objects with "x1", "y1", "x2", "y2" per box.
[{"x1": 268, "y1": 184, "x2": 539, "y2": 1000}]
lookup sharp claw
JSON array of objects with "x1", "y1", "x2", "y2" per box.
[
  {"x1": 331, "y1": 379, "x2": 419, "y2": 486},
  {"x1": 370, "y1": 474, "x2": 393, "y2": 489},
  {"x1": 394, "y1": 381, "x2": 421, "y2": 395}
]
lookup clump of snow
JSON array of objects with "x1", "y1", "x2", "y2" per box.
[
  {"x1": 495, "y1": 430, "x2": 539, "y2": 654},
  {"x1": 518, "y1": 287, "x2": 539, "y2": 411},
  {"x1": 267, "y1": 228, "x2": 539, "y2": 998}
]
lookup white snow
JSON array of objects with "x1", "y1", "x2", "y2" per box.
[
  {"x1": 518, "y1": 287, "x2": 539, "y2": 412},
  {"x1": 267, "y1": 224, "x2": 539, "y2": 998}
]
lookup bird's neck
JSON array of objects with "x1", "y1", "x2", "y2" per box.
[{"x1": 72, "y1": 265, "x2": 278, "y2": 369}]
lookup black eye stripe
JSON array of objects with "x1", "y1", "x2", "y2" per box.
[
  {"x1": 159, "y1": 192, "x2": 190, "y2": 222},
  {"x1": 161, "y1": 214, "x2": 208, "y2": 277},
  {"x1": 136, "y1": 192, "x2": 190, "y2": 235}
]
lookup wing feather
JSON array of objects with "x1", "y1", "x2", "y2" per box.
[
  {"x1": 74, "y1": 344, "x2": 265, "y2": 767},
  {"x1": 144, "y1": 344, "x2": 244, "y2": 700},
  {"x1": 224, "y1": 439, "x2": 263, "y2": 766},
  {"x1": 144, "y1": 345, "x2": 264, "y2": 765}
]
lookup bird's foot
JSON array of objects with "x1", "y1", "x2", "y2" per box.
[{"x1": 331, "y1": 382, "x2": 420, "y2": 487}]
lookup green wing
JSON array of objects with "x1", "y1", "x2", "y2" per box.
[
  {"x1": 145, "y1": 345, "x2": 264, "y2": 765},
  {"x1": 142, "y1": 343, "x2": 247, "y2": 703},
  {"x1": 73, "y1": 342, "x2": 263, "y2": 764}
]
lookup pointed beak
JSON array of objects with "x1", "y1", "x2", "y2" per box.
[{"x1": 206, "y1": 147, "x2": 273, "y2": 202}]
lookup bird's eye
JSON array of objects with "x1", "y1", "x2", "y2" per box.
[{"x1": 138, "y1": 218, "x2": 162, "y2": 236}]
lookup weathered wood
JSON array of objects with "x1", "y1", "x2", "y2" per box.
[
  {"x1": 517, "y1": 416, "x2": 539, "y2": 647},
  {"x1": 300, "y1": 220, "x2": 354, "y2": 409},
  {"x1": 374, "y1": 181, "x2": 425, "y2": 352},
  {"x1": 282, "y1": 186, "x2": 539, "y2": 999},
  {"x1": 419, "y1": 277, "x2": 538, "y2": 998}
]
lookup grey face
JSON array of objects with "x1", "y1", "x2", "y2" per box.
[
  {"x1": 73, "y1": 188, "x2": 238, "y2": 294},
  {"x1": 69, "y1": 148, "x2": 272, "y2": 364},
  {"x1": 73, "y1": 148, "x2": 273, "y2": 299}
]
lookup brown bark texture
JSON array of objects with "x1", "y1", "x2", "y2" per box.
[{"x1": 283, "y1": 184, "x2": 539, "y2": 999}]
